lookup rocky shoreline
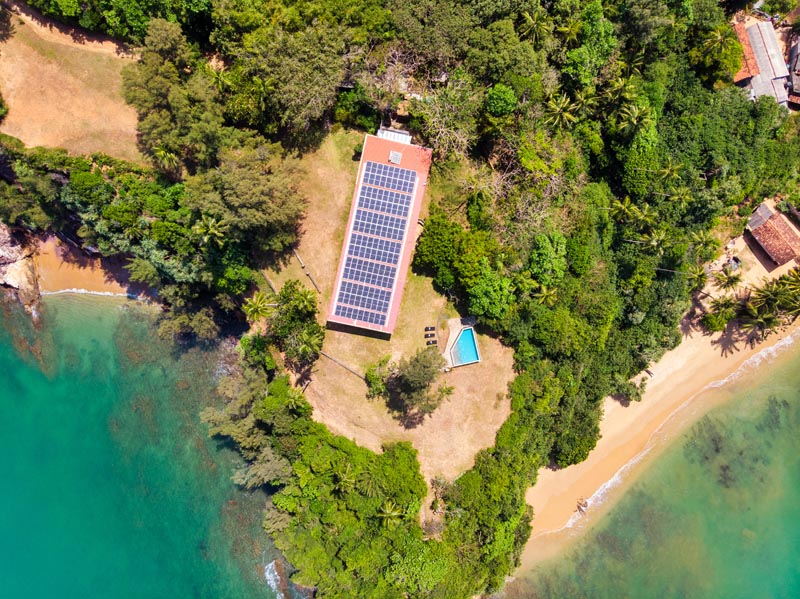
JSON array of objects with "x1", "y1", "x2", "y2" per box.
[{"x1": 0, "y1": 223, "x2": 39, "y2": 312}]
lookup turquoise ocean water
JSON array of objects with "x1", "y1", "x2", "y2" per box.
[
  {"x1": 507, "y1": 335, "x2": 800, "y2": 598},
  {"x1": 0, "y1": 295, "x2": 279, "y2": 598}
]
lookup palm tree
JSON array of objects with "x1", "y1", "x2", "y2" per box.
[
  {"x1": 288, "y1": 286, "x2": 318, "y2": 316},
  {"x1": 556, "y1": 18, "x2": 581, "y2": 47},
  {"x1": 684, "y1": 263, "x2": 708, "y2": 292},
  {"x1": 333, "y1": 462, "x2": 356, "y2": 497},
  {"x1": 153, "y1": 144, "x2": 180, "y2": 173},
  {"x1": 784, "y1": 268, "x2": 800, "y2": 294},
  {"x1": 377, "y1": 500, "x2": 404, "y2": 528},
  {"x1": 205, "y1": 63, "x2": 230, "y2": 93},
  {"x1": 641, "y1": 228, "x2": 669, "y2": 256},
  {"x1": 192, "y1": 214, "x2": 228, "y2": 248},
  {"x1": 702, "y1": 24, "x2": 738, "y2": 56},
  {"x1": 620, "y1": 52, "x2": 645, "y2": 77},
  {"x1": 242, "y1": 290, "x2": 273, "y2": 323},
  {"x1": 689, "y1": 230, "x2": 718, "y2": 257},
  {"x1": 543, "y1": 94, "x2": 577, "y2": 130},
  {"x1": 750, "y1": 278, "x2": 788, "y2": 312},
  {"x1": 573, "y1": 88, "x2": 597, "y2": 117},
  {"x1": 533, "y1": 283, "x2": 558, "y2": 307},
  {"x1": 665, "y1": 186, "x2": 693, "y2": 211},
  {"x1": 712, "y1": 268, "x2": 742, "y2": 296},
  {"x1": 519, "y1": 7, "x2": 551, "y2": 47},
  {"x1": 288, "y1": 326, "x2": 324, "y2": 365},
  {"x1": 781, "y1": 293, "x2": 800, "y2": 321},
  {"x1": 604, "y1": 76, "x2": 636, "y2": 106},
  {"x1": 634, "y1": 203, "x2": 656, "y2": 229},
  {"x1": 739, "y1": 302, "x2": 780, "y2": 342},
  {"x1": 357, "y1": 465, "x2": 383, "y2": 498},
  {"x1": 610, "y1": 196, "x2": 637, "y2": 223},
  {"x1": 709, "y1": 295, "x2": 738, "y2": 321},
  {"x1": 657, "y1": 157, "x2": 683, "y2": 184},
  {"x1": 617, "y1": 103, "x2": 652, "y2": 137}
]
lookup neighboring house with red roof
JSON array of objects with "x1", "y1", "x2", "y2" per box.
[{"x1": 747, "y1": 203, "x2": 800, "y2": 266}]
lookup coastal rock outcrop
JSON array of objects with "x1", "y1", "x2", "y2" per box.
[{"x1": 0, "y1": 223, "x2": 39, "y2": 308}]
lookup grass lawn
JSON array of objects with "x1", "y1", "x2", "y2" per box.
[
  {"x1": 0, "y1": 11, "x2": 143, "y2": 162},
  {"x1": 266, "y1": 129, "x2": 516, "y2": 518}
]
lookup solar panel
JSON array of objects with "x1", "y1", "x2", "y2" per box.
[
  {"x1": 337, "y1": 281, "x2": 391, "y2": 313},
  {"x1": 353, "y1": 209, "x2": 406, "y2": 241},
  {"x1": 348, "y1": 234, "x2": 401, "y2": 265},
  {"x1": 364, "y1": 161, "x2": 417, "y2": 193},
  {"x1": 343, "y1": 257, "x2": 396, "y2": 289},
  {"x1": 357, "y1": 186, "x2": 412, "y2": 217},
  {"x1": 334, "y1": 304, "x2": 387, "y2": 325}
]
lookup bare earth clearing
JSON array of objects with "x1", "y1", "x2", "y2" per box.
[
  {"x1": 266, "y1": 131, "x2": 515, "y2": 513},
  {"x1": 0, "y1": 1, "x2": 142, "y2": 162}
]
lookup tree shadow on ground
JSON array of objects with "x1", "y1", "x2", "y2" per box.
[
  {"x1": 708, "y1": 321, "x2": 744, "y2": 358},
  {"x1": 0, "y1": 7, "x2": 15, "y2": 43},
  {"x1": 43, "y1": 231, "x2": 153, "y2": 298},
  {"x1": 7, "y1": 0, "x2": 132, "y2": 56},
  {"x1": 680, "y1": 295, "x2": 706, "y2": 338}
]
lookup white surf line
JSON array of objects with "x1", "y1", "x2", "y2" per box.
[
  {"x1": 535, "y1": 327, "x2": 800, "y2": 538},
  {"x1": 40, "y1": 288, "x2": 153, "y2": 301}
]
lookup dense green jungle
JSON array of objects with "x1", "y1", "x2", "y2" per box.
[{"x1": 4, "y1": 0, "x2": 800, "y2": 596}]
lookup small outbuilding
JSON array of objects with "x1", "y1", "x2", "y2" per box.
[{"x1": 747, "y1": 203, "x2": 800, "y2": 265}]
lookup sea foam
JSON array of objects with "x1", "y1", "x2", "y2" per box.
[
  {"x1": 40, "y1": 289, "x2": 154, "y2": 302},
  {"x1": 263, "y1": 560, "x2": 285, "y2": 599}
]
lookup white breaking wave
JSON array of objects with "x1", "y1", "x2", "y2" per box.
[
  {"x1": 40, "y1": 288, "x2": 148, "y2": 300},
  {"x1": 553, "y1": 327, "x2": 800, "y2": 534},
  {"x1": 264, "y1": 560, "x2": 285, "y2": 599}
]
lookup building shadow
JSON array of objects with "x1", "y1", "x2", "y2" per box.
[{"x1": 325, "y1": 320, "x2": 391, "y2": 341}]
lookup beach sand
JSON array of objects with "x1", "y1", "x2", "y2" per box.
[
  {"x1": 519, "y1": 318, "x2": 800, "y2": 568},
  {"x1": 34, "y1": 236, "x2": 135, "y2": 295},
  {"x1": 520, "y1": 221, "x2": 800, "y2": 568}
]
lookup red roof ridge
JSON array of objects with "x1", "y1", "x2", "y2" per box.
[{"x1": 733, "y1": 21, "x2": 760, "y2": 83}]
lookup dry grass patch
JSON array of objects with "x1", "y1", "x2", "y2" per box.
[
  {"x1": 0, "y1": 10, "x2": 142, "y2": 162},
  {"x1": 269, "y1": 129, "x2": 515, "y2": 510}
]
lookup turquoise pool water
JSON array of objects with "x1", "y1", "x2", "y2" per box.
[{"x1": 451, "y1": 327, "x2": 480, "y2": 366}]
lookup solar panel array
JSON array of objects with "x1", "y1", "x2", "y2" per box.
[{"x1": 334, "y1": 161, "x2": 418, "y2": 327}]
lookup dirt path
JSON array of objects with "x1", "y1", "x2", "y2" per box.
[{"x1": 0, "y1": 1, "x2": 142, "y2": 162}]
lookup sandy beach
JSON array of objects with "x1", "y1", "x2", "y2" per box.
[
  {"x1": 34, "y1": 236, "x2": 136, "y2": 295},
  {"x1": 519, "y1": 318, "x2": 800, "y2": 569},
  {"x1": 520, "y1": 228, "x2": 800, "y2": 570}
]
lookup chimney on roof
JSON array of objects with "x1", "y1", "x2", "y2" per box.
[{"x1": 389, "y1": 150, "x2": 402, "y2": 164}]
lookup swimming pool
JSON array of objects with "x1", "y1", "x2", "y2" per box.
[{"x1": 450, "y1": 326, "x2": 481, "y2": 366}]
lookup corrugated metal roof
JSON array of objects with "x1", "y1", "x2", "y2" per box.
[
  {"x1": 376, "y1": 128, "x2": 412, "y2": 145},
  {"x1": 748, "y1": 21, "x2": 789, "y2": 79},
  {"x1": 748, "y1": 203, "x2": 774, "y2": 230},
  {"x1": 746, "y1": 21, "x2": 789, "y2": 105}
]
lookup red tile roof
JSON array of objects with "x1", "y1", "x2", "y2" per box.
[
  {"x1": 749, "y1": 209, "x2": 800, "y2": 266},
  {"x1": 734, "y1": 21, "x2": 760, "y2": 83}
]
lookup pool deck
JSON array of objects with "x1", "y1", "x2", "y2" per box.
[{"x1": 442, "y1": 316, "x2": 477, "y2": 369}]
